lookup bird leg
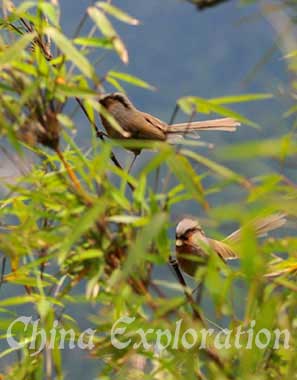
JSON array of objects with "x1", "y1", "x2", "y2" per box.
[
  {"x1": 168, "y1": 256, "x2": 204, "y2": 322},
  {"x1": 0, "y1": 257, "x2": 6, "y2": 288},
  {"x1": 127, "y1": 152, "x2": 139, "y2": 173},
  {"x1": 193, "y1": 281, "x2": 204, "y2": 305}
]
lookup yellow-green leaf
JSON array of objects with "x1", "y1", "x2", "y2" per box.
[
  {"x1": 210, "y1": 93, "x2": 273, "y2": 104},
  {"x1": 0, "y1": 32, "x2": 35, "y2": 67},
  {"x1": 108, "y1": 71, "x2": 154, "y2": 90},
  {"x1": 45, "y1": 27, "x2": 95, "y2": 79},
  {"x1": 74, "y1": 36, "x2": 113, "y2": 49},
  {"x1": 96, "y1": 2, "x2": 139, "y2": 25},
  {"x1": 182, "y1": 149, "x2": 251, "y2": 189},
  {"x1": 178, "y1": 96, "x2": 259, "y2": 128},
  {"x1": 87, "y1": 6, "x2": 128, "y2": 64}
]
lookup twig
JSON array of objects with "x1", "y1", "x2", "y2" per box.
[
  {"x1": 168, "y1": 256, "x2": 204, "y2": 322},
  {"x1": 55, "y1": 148, "x2": 82, "y2": 191},
  {"x1": 75, "y1": 97, "x2": 105, "y2": 138},
  {"x1": 154, "y1": 104, "x2": 180, "y2": 194}
]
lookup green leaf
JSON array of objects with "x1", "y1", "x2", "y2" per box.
[
  {"x1": 57, "y1": 114, "x2": 74, "y2": 129},
  {"x1": 178, "y1": 96, "x2": 259, "y2": 128},
  {"x1": 140, "y1": 146, "x2": 172, "y2": 175},
  {"x1": 109, "y1": 164, "x2": 138, "y2": 190},
  {"x1": 0, "y1": 295, "x2": 35, "y2": 307},
  {"x1": 283, "y1": 50, "x2": 297, "y2": 59},
  {"x1": 106, "y1": 76, "x2": 126, "y2": 92},
  {"x1": 108, "y1": 71, "x2": 155, "y2": 90},
  {"x1": 5, "y1": 275, "x2": 50, "y2": 287},
  {"x1": 38, "y1": 2, "x2": 60, "y2": 27},
  {"x1": 13, "y1": 0, "x2": 36, "y2": 15},
  {"x1": 0, "y1": 346, "x2": 24, "y2": 360},
  {"x1": 58, "y1": 199, "x2": 107, "y2": 263},
  {"x1": 167, "y1": 153, "x2": 208, "y2": 208},
  {"x1": 210, "y1": 93, "x2": 273, "y2": 104},
  {"x1": 0, "y1": 32, "x2": 35, "y2": 67},
  {"x1": 56, "y1": 83, "x2": 98, "y2": 98},
  {"x1": 87, "y1": 6, "x2": 128, "y2": 64},
  {"x1": 12, "y1": 61, "x2": 38, "y2": 76},
  {"x1": 70, "y1": 249, "x2": 103, "y2": 262},
  {"x1": 217, "y1": 138, "x2": 297, "y2": 160},
  {"x1": 107, "y1": 215, "x2": 143, "y2": 224},
  {"x1": 74, "y1": 36, "x2": 113, "y2": 49},
  {"x1": 109, "y1": 185, "x2": 131, "y2": 210},
  {"x1": 96, "y1": 2, "x2": 139, "y2": 25},
  {"x1": 45, "y1": 27, "x2": 96, "y2": 79},
  {"x1": 283, "y1": 104, "x2": 297, "y2": 118},
  {"x1": 182, "y1": 149, "x2": 251, "y2": 189},
  {"x1": 124, "y1": 213, "x2": 168, "y2": 275}
]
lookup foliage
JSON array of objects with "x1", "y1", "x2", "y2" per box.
[{"x1": 0, "y1": 1, "x2": 296, "y2": 379}]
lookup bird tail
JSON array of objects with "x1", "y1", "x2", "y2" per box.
[
  {"x1": 224, "y1": 213, "x2": 287, "y2": 244},
  {"x1": 168, "y1": 118, "x2": 240, "y2": 133},
  {"x1": 208, "y1": 213, "x2": 286, "y2": 262}
]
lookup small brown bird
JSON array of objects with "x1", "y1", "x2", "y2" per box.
[
  {"x1": 175, "y1": 214, "x2": 287, "y2": 277},
  {"x1": 98, "y1": 93, "x2": 240, "y2": 156}
]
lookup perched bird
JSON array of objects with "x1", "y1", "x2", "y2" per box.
[
  {"x1": 98, "y1": 93, "x2": 240, "y2": 156},
  {"x1": 175, "y1": 214, "x2": 287, "y2": 277}
]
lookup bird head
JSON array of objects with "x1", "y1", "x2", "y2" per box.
[
  {"x1": 175, "y1": 217, "x2": 205, "y2": 249},
  {"x1": 98, "y1": 92, "x2": 134, "y2": 110}
]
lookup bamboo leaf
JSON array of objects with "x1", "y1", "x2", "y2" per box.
[
  {"x1": 123, "y1": 213, "x2": 168, "y2": 275},
  {"x1": 58, "y1": 199, "x2": 107, "y2": 263},
  {"x1": 70, "y1": 249, "x2": 103, "y2": 262},
  {"x1": 217, "y1": 138, "x2": 297, "y2": 160},
  {"x1": 210, "y1": 93, "x2": 273, "y2": 104},
  {"x1": 0, "y1": 295, "x2": 35, "y2": 307},
  {"x1": 87, "y1": 6, "x2": 128, "y2": 63},
  {"x1": 56, "y1": 83, "x2": 98, "y2": 98},
  {"x1": 182, "y1": 149, "x2": 251, "y2": 189},
  {"x1": 45, "y1": 27, "x2": 96, "y2": 79},
  {"x1": 0, "y1": 32, "x2": 35, "y2": 67},
  {"x1": 167, "y1": 153, "x2": 208, "y2": 208},
  {"x1": 38, "y1": 2, "x2": 60, "y2": 27},
  {"x1": 96, "y1": 2, "x2": 139, "y2": 25},
  {"x1": 178, "y1": 96, "x2": 259, "y2": 128},
  {"x1": 74, "y1": 36, "x2": 113, "y2": 49},
  {"x1": 108, "y1": 71, "x2": 155, "y2": 90},
  {"x1": 107, "y1": 215, "x2": 144, "y2": 224}
]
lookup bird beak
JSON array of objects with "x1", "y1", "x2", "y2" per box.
[{"x1": 175, "y1": 239, "x2": 183, "y2": 247}]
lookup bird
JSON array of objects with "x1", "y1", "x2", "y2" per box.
[
  {"x1": 175, "y1": 213, "x2": 287, "y2": 277},
  {"x1": 98, "y1": 92, "x2": 240, "y2": 158}
]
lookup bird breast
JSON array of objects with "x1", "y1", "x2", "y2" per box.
[
  {"x1": 176, "y1": 233, "x2": 210, "y2": 276},
  {"x1": 100, "y1": 102, "x2": 132, "y2": 139}
]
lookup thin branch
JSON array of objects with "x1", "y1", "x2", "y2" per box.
[{"x1": 168, "y1": 256, "x2": 204, "y2": 322}]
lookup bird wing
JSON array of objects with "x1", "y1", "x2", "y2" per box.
[
  {"x1": 208, "y1": 239, "x2": 238, "y2": 261},
  {"x1": 127, "y1": 111, "x2": 167, "y2": 140},
  {"x1": 224, "y1": 213, "x2": 287, "y2": 244}
]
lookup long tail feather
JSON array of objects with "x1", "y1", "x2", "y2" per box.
[
  {"x1": 168, "y1": 118, "x2": 240, "y2": 133},
  {"x1": 225, "y1": 213, "x2": 287, "y2": 244}
]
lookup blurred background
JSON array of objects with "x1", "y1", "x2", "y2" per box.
[{"x1": 1, "y1": 0, "x2": 296, "y2": 378}]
